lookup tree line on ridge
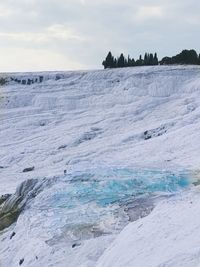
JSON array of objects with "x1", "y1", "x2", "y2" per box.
[{"x1": 102, "y1": 49, "x2": 200, "y2": 69}]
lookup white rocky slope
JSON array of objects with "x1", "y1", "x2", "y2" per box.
[
  {"x1": 97, "y1": 187, "x2": 200, "y2": 267},
  {"x1": 0, "y1": 65, "x2": 200, "y2": 267},
  {"x1": 1, "y1": 66, "x2": 200, "y2": 193}
]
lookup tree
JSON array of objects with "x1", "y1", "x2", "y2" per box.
[
  {"x1": 102, "y1": 49, "x2": 200, "y2": 69},
  {"x1": 113, "y1": 58, "x2": 117, "y2": 68},
  {"x1": 102, "y1": 51, "x2": 115, "y2": 69},
  {"x1": 153, "y1": 53, "x2": 158, "y2": 65},
  {"x1": 148, "y1": 53, "x2": 154, "y2": 65},
  {"x1": 127, "y1": 55, "x2": 132, "y2": 67},
  {"x1": 160, "y1": 49, "x2": 199, "y2": 65},
  {"x1": 160, "y1": 56, "x2": 172, "y2": 65},
  {"x1": 117, "y1": 53, "x2": 126, "y2": 68},
  {"x1": 182, "y1": 49, "x2": 198, "y2": 64},
  {"x1": 136, "y1": 55, "x2": 143, "y2": 66},
  {"x1": 144, "y1": 53, "x2": 148, "y2": 65}
]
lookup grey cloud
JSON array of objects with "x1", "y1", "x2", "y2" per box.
[{"x1": 0, "y1": 0, "x2": 199, "y2": 71}]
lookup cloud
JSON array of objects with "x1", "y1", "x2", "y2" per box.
[
  {"x1": 80, "y1": 0, "x2": 86, "y2": 5},
  {"x1": 0, "y1": 24, "x2": 87, "y2": 44},
  {"x1": 185, "y1": 16, "x2": 200, "y2": 26},
  {"x1": 0, "y1": 3, "x2": 14, "y2": 17},
  {"x1": 47, "y1": 24, "x2": 86, "y2": 41},
  {"x1": 0, "y1": 47, "x2": 85, "y2": 72},
  {"x1": 135, "y1": 5, "x2": 164, "y2": 21},
  {"x1": 0, "y1": 0, "x2": 199, "y2": 71}
]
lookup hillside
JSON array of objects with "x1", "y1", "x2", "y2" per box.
[{"x1": 1, "y1": 65, "x2": 200, "y2": 266}]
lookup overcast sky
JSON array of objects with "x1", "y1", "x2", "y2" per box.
[{"x1": 0, "y1": 0, "x2": 199, "y2": 72}]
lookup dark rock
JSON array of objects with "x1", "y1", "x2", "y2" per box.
[
  {"x1": 21, "y1": 80, "x2": 26, "y2": 85},
  {"x1": 10, "y1": 231, "x2": 16, "y2": 239},
  {"x1": 64, "y1": 170, "x2": 67, "y2": 175},
  {"x1": 0, "y1": 166, "x2": 4, "y2": 169},
  {"x1": 0, "y1": 211, "x2": 20, "y2": 231},
  {"x1": 0, "y1": 194, "x2": 11, "y2": 205},
  {"x1": 55, "y1": 75, "x2": 61, "y2": 80},
  {"x1": 72, "y1": 243, "x2": 81, "y2": 248},
  {"x1": 19, "y1": 258, "x2": 24, "y2": 265},
  {"x1": 0, "y1": 179, "x2": 41, "y2": 231},
  {"x1": 15, "y1": 79, "x2": 21, "y2": 84},
  {"x1": 144, "y1": 135, "x2": 151, "y2": 140},
  {"x1": 58, "y1": 144, "x2": 67, "y2": 150},
  {"x1": 22, "y1": 167, "x2": 35, "y2": 173},
  {"x1": 193, "y1": 180, "x2": 200, "y2": 186},
  {"x1": 143, "y1": 123, "x2": 171, "y2": 141},
  {"x1": 144, "y1": 130, "x2": 152, "y2": 140},
  {"x1": 39, "y1": 76, "x2": 44, "y2": 83},
  {"x1": 0, "y1": 178, "x2": 55, "y2": 231},
  {"x1": 75, "y1": 131, "x2": 98, "y2": 146}
]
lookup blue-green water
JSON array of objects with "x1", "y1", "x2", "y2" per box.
[
  {"x1": 31, "y1": 168, "x2": 191, "y2": 242},
  {"x1": 50, "y1": 168, "x2": 190, "y2": 208}
]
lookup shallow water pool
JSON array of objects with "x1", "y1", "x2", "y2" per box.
[{"x1": 24, "y1": 167, "x2": 190, "y2": 244}]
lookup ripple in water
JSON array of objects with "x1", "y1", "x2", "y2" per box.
[{"x1": 23, "y1": 168, "x2": 190, "y2": 245}]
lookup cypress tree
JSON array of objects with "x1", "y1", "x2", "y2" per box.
[
  {"x1": 102, "y1": 49, "x2": 200, "y2": 68},
  {"x1": 128, "y1": 55, "x2": 132, "y2": 67},
  {"x1": 149, "y1": 53, "x2": 154, "y2": 65},
  {"x1": 102, "y1": 51, "x2": 115, "y2": 69},
  {"x1": 139, "y1": 55, "x2": 143, "y2": 66},
  {"x1": 131, "y1": 58, "x2": 136, "y2": 66},
  {"x1": 144, "y1": 53, "x2": 148, "y2": 65},
  {"x1": 153, "y1": 53, "x2": 159, "y2": 65},
  {"x1": 113, "y1": 58, "x2": 117, "y2": 68},
  {"x1": 117, "y1": 53, "x2": 125, "y2": 68}
]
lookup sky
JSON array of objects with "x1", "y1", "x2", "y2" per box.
[{"x1": 0, "y1": 0, "x2": 199, "y2": 72}]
